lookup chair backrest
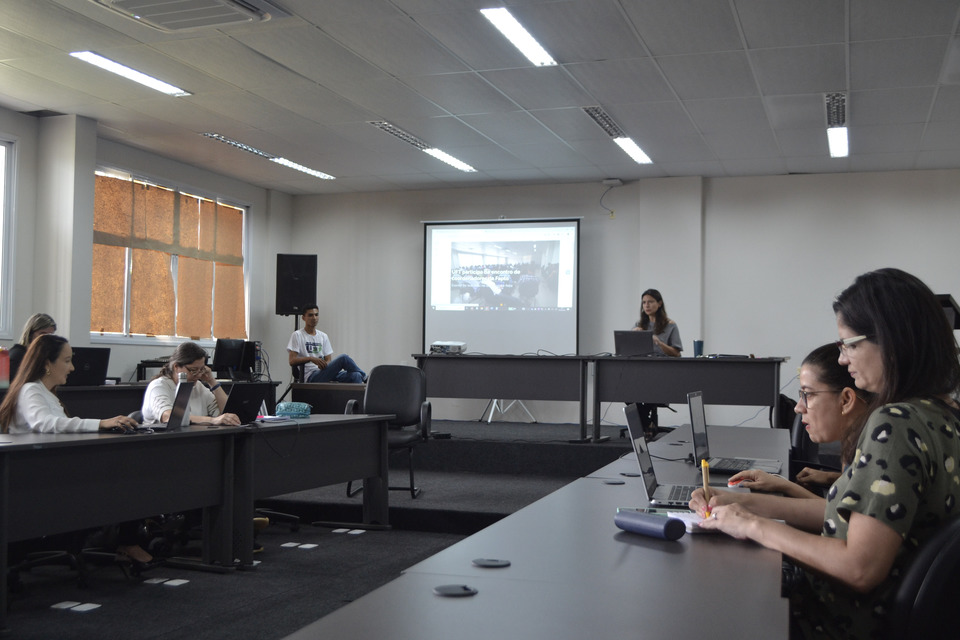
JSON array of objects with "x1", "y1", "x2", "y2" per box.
[
  {"x1": 886, "y1": 515, "x2": 960, "y2": 639},
  {"x1": 789, "y1": 412, "x2": 819, "y2": 463},
  {"x1": 362, "y1": 365, "x2": 426, "y2": 428}
]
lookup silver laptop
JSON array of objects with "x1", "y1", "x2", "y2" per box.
[
  {"x1": 145, "y1": 381, "x2": 194, "y2": 432},
  {"x1": 614, "y1": 330, "x2": 655, "y2": 356},
  {"x1": 624, "y1": 404, "x2": 700, "y2": 508},
  {"x1": 688, "y1": 391, "x2": 781, "y2": 474}
]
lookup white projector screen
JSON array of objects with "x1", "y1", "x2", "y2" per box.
[{"x1": 423, "y1": 219, "x2": 580, "y2": 355}]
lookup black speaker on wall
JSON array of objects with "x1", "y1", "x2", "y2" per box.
[{"x1": 276, "y1": 254, "x2": 318, "y2": 316}]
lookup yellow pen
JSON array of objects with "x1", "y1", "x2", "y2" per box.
[{"x1": 701, "y1": 460, "x2": 712, "y2": 518}]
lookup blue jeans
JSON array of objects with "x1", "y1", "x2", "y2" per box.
[{"x1": 306, "y1": 354, "x2": 366, "y2": 384}]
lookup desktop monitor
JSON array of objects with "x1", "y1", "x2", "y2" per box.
[
  {"x1": 212, "y1": 339, "x2": 245, "y2": 378},
  {"x1": 64, "y1": 347, "x2": 110, "y2": 386}
]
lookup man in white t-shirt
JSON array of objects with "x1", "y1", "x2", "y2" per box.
[{"x1": 287, "y1": 305, "x2": 366, "y2": 383}]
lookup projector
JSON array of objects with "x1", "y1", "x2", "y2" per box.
[{"x1": 430, "y1": 341, "x2": 467, "y2": 354}]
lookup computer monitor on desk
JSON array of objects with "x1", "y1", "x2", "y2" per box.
[
  {"x1": 212, "y1": 339, "x2": 258, "y2": 381},
  {"x1": 64, "y1": 347, "x2": 110, "y2": 386}
]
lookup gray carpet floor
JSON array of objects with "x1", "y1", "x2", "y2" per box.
[{"x1": 7, "y1": 526, "x2": 463, "y2": 640}]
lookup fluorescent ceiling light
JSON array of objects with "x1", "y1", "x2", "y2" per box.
[
  {"x1": 424, "y1": 148, "x2": 476, "y2": 172},
  {"x1": 70, "y1": 51, "x2": 191, "y2": 96},
  {"x1": 480, "y1": 8, "x2": 556, "y2": 67},
  {"x1": 270, "y1": 157, "x2": 336, "y2": 180},
  {"x1": 614, "y1": 137, "x2": 653, "y2": 164},
  {"x1": 827, "y1": 127, "x2": 849, "y2": 158},
  {"x1": 202, "y1": 133, "x2": 335, "y2": 179},
  {"x1": 369, "y1": 121, "x2": 476, "y2": 172},
  {"x1": 582, "y1": 106, "x2": 652, "y2": 164}
]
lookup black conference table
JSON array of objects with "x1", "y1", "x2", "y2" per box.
[
  {"x1": 415, "y1": 353, "x2": 786, "y2": 441},
  {"x1": 282, "y1": 425, "x2": 791, "y2": 640},
  {"x1": 0, "y1": 412, "x2": 391, "y2": 635}
]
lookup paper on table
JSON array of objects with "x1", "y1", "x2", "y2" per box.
[{"x1": 665, "y1": 511, "x2": 715, "y2": 533}]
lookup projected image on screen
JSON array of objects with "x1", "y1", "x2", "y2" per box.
[
  {"x1": 449, "y1": 240, "x2": 561, "y2": 309},
  {"x1": 424, "y1": 219, "x2": 579, "y2": 355}
]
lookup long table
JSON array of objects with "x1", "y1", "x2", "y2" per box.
[
  {"x1": 0, "y1": 413, "x2": 391, "y2": 634},
  {"x1": 415, "y1": 354, "x2": 785, "y2": 440},
  {"x1": 414, "y1": 354, "x2": 590, "y2": 434},
  {"x1": 282, "y1": 426, "x2": 791, "y2": 640},
  {"x1": 48, "y1": 381, "x2": 280, "y2": 419},
  {"x1": 232, "y1": 415, "x2": 390, "y2": 567},
  {"x1": 593, "y1": 356, "x2": 785, "y2": 433}
]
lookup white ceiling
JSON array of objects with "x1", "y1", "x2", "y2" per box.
[{"x1": 1, "y1": 0, "x2": 959, "y2": 195}]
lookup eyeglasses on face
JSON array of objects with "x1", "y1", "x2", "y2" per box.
[
  {"x1": 836, "y1": 335, "x2": 869, "y2": 355},
  {"x1": 798, "y1": 388, "x2": 837, "y2": 408},
  {"x1": 180, "y1": 365, "x2": 206, "y2": 375}
]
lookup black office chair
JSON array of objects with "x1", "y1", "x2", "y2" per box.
[
  {"x1": 345, "y1": 365, "x2": 431, "y2": 499},
  {"x1": 885, "y1": 515, "x2": 960, "y2": 639}
]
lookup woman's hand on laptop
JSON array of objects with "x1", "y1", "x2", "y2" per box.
[{"x1": 210, "y1": 412, "x2": 241, "y2": 426}]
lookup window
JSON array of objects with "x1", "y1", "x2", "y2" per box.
[
  {"x1": 0, "y1": 139, "x2": 12, "y2": 339},
  {"x1": 90, "y1": 170, "x2": 247, "y2": 341}
]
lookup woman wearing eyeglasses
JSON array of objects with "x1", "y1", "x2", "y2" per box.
[
  {"x1": 142, "y1": 341, "x2": 240, "y2": 426},
  {"x1": 721, "y1": 343, "x2": 869, "y2": 499},
  {"x1": 692, "y1": 268, "x2": 960, "y2": 639}
]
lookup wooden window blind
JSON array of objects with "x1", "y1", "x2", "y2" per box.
[{"x1": 91, "y1": 173, "x2": 247, "y2": 339}]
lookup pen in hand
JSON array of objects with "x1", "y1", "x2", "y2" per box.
[{"x1": 701, "y1": 460, "x2": 712, "y2": 518}]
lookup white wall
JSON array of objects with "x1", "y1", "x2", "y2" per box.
[{"x1": 292, "y1": 169, "x2": 960, "y2": 426}]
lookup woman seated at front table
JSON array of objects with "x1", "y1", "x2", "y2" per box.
[
  {"x1": 690, "y1": 268, "x2": 960, "y2": 639},
  {"x1": 141, "y1": 341, "x2": 240, "y2": 426},
  {"x1": 0, "y1": 334, "x2": 159, "y2": 570}
]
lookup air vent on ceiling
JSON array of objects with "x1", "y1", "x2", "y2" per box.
[{"x1": 90, "y1": 0, "x2": 289, "y2": 31}]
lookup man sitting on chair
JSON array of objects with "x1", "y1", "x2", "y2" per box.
[{"x1": 287, "y1": 304, "x2": 366, "y2": 383}]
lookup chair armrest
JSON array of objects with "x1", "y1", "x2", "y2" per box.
[
  {"x1": 345, "y1": 398, "x2": 360, "y2": 415},
  {"x1": 420, "y1": 400, "x2": 432, "y2": 440}
]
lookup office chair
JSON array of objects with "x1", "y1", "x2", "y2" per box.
[
  {"x1": 885, "y1": 515, "x2": 960, "y2": 640},
  {"x1": 345, "y1": 365, "x2": 431, "y2": 499}
]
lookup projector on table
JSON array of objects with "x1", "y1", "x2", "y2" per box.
[{"x1": 430, "y1": 341, "x2": 466, "y2": 354}]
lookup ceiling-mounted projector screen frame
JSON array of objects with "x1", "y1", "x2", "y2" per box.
[{"x1": 422, "y1": 218, "x2": 580, "y2": 356}]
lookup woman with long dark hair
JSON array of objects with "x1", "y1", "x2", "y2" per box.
[{"x1": 692, "y1": 268, "x2": 960, "y2": 639}]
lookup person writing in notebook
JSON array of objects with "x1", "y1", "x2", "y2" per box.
[
  {"x1": 694, "y1": 343, "x2": 870, "y2": 509},
  {"x1": 631, "y1": 288, "x2": 682, "y2": 438},
  {"x1": 287, "y1": 304, "x2": 366, "y2": 383},
  {"x1": 142, "y1": 341, "x2": 240, "y2": 426},
  {"x1": 691, "y1": 268, "x2": 960, "y2": 639}
]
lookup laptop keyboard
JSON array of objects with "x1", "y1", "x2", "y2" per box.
[
  {"x1": 712, "y1": 457, "x2": 751, "y2": 472},
  {"x1": 668, "y1": 485, "x2": 695, "y2": 502}
]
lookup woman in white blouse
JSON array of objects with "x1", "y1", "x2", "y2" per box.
[
  {"x1": 0, "y1": 334, "x2": 159, "y2": 571},
  {"x1": 0, "y1": 334, "x2": 135, "y2": 434}
]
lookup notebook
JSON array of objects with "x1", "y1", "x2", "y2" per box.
[
  {"x1": 614, "y1": 330, "x2": 655, "y2": 356},
  {"x1": 624, "y1": 404, "x2": 701, "y2": 508},
  {"x1": 222, "y1": 382, "x2": 273, "y2": 424},
  {"x1": 146, "y1": 381, "x2": 195, "y2": 432},
  {"x1": 64, "y1": 347, "x2": 110, "y2": 386},
  {"x1": 688, "y1": 390, "x2": 782, "y2": 474}
]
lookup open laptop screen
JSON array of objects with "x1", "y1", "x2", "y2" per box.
[{"x1": 688, "y1": 390, "x2": 711, "y2": 463}]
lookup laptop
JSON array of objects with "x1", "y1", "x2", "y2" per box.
[
  {"x1": 688, "y1": 390, "x2": 782, "y2": 474},
  {"x1": 614, "y1": 330, "x2": 655, "y2": 356},
  {"x1": 624, "y1": 404, "x2": 701, "y2": 508},
  {"x1": 64, "y1": 347, "x2": 110, "y2": 386},
  {"x1": 222, "y1": 382, "x2": 273, "y2": 424},
  {"x1": 146, "y1": 381, "x2": 195, "y2": 432}
]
